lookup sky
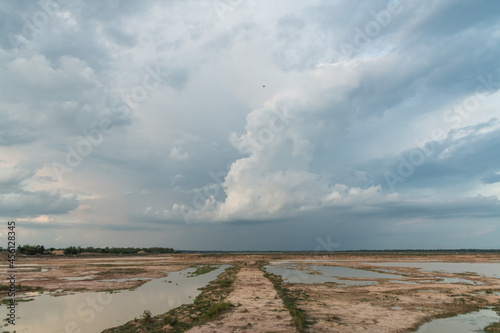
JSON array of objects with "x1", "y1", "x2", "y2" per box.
[{"x1": 0, "y1": 0, "x2": 500, "y2": 251}]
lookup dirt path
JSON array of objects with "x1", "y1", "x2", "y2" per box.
[{"x1": 188, "y1": 267, "x2": 298, "y2": 333}]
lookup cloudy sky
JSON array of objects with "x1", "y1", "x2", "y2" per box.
[{"x1": 1, "y1": 0, "x2": 499, "y2": 251}]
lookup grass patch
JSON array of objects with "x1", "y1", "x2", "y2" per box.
[
  {"x1": 197, "y1": 301, "x2": 232, "y2": 324},
  {"x1": 186, "y1": 265, "x2": 217, "y2": 277},
  {"x1": 197, "y1": 253, "x2": 226, "y2": 258},
  {"x1": 486, "y1": 322, "x2": 500, "y2": 332},
  {"x1": 485, "y1": 304, "x2": 500, "y2": 332},
  {"x1": 102, "y1": 265, "x2": 240, "y2": 333},
  {"x1": 0, "y1": 298, "x2": 35, "y2": 306},
  {"x1": 262, "y1": 270, "x2": 313, "y2": 333},
  {"x1": 0, "y1": 283, "x2": 42, "y2": 295}
]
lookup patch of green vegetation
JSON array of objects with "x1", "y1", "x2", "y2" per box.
[
  {"x1": 103, "y1": 289, "x2": 122, "y2": 294},
  {"x1": 0, "y1": 283, "x2": 42, "y2": 295},
  {"x1": 485, "y1": 322, "x2": 500, "y2": 332},
  {"x1": 0, "y1": 297, "x2": 35, "y2": 306},
  {"x1": 485, "y1": 304, "x2": 500, "y2": 332},
  {"x1": 457, "y1": 271, "x2": 480, "y2": 277},
  {"x1": 197, "y1": 253, "x2": 225, "y2": 258},
  {"x1": 102, "y1": 265, "x2": 240, "y2": 333},
  {"x1": 324, "y1": 281, "x2": 340, "y2": 287},
  {"x1": 186, "y1": 265, "x2": 217, "y2": 277},
  {"x1": 197, "y1": 301, "x2": 232, "y2": 324},
  {"x1": 262, "y1": 271, "x2": 314, "y2": 333},
  {"x1": 139, "y1": 310, "x2": 154, "y2": 324}
]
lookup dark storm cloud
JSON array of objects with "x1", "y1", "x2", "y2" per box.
[
  {"x1": 0, "y1": 191, "x2": 78, "y2": 217},
  {"x1": 368, "y1": 119, "x2": 500, "y2": 192}
]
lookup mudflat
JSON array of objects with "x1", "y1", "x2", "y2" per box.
[{"x1": 1, "y1": 252, "x2": 500, "y2": 332}]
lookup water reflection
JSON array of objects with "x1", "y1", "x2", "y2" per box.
[
  {"x1": 263, "y1": 264, "x2": 404, "y2": 285},
  {"x1": 436, "y1": 277, "x2": 483, "y2": 285},
  {"x1": 415, "y1": 308, "x2": 500, "y2": 333},
  {"x1": 0, "y1": 265, "x2": 229, "y2": 333},
  {"x1": 369, "y1": 262, "x2": 500, "y2": 278}
]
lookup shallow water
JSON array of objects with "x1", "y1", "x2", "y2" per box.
[
  {"x1": 369, "y1": 262, "x2": 500, "y2": 278},
  {"x1": 60, "y1": 275, "x2": 97, "y2": 281},
  {"x1": 263, "y1": 264, "x2": 405, "y2": 285},
  {"x1": 415, "y1": 308, "x2": 500, "y2": 333},
  {"x1": 437, "y1": 277, "x2": 483, "y2": 285},
  {"x1": 0, "y1": 265, "x2": 229, "y2": 333},
  {"x1": 390, "y1": 280, "x2": 418, "y2": 285}
]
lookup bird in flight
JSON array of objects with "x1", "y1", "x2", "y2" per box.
[{"x1": 263, "y1": 85, "x2": 265, "y2": 87}]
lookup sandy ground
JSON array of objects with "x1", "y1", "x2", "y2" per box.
[
  {"x1": 282, "y1": 254, "x2": 500, "y2": 332},
  {"x1": 0, "y1": 254, "x2": 195, "y2": 295},
  {"x1": 1, "y1": 252, "x2": 500, "y2": 332},
  {"x1": 188, "y1": 267, "x2": 297, "y2": 333}
]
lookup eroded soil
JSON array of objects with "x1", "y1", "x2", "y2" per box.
[{"x1": 0, "y1": 253, "x2": 208, "y2": 295}]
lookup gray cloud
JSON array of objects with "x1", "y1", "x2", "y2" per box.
[
  {"x1": 0, "y1": 191, "x2": 78, "y2": 217},
  {"x1": 1, "y1": 0, "x2": 499, "y2": 249}
]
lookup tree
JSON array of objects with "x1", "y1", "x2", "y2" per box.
[
  {"x1": 18, "y1": 244, "x2": 45, "y2": 255},
  {"x1": 64, "y1": 246, "x2": 79, "y2": 255}
]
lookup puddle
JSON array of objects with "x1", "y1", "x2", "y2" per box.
[
  {"x1": 415, "y1": 308, "x2": 500, "y2": 332},
  {"x1": 369, "y1": 262, "x2": 500, "y2": 278},
  {"x1": 60, "y1": 275, "x2": 97, "y2": 281},
  {"x1": 0, "y1": 265, "x2": 229, "y2": 333},
  {"x1": 390, "y1": 280, "x2": 419, "y2": 285},
  {"x1": 263, "y1": 264, "x2": 405, "y2": 286},
  {"x1": 436, "y1": 277, "x2": 483, "y2": 285},
  {"x1": 90, "y1": 261, "x2": 159, "y2": 265}
]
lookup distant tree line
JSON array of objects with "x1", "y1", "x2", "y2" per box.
[
  {"x1": 63, "y1": 246, "x2": 175, "y2": 255},
  {"x1": 17, "y1": 244, "x2": 51, "y2": 255},
  {"x1": 11, "y1": 245, "x2": 175, "y2": 256}
]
